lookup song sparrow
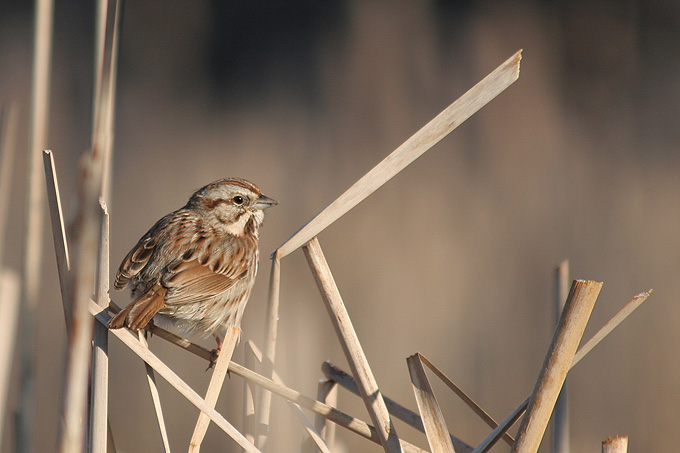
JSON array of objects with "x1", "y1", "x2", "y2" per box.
[{"x1": 107, "y1": 178, "x2": 277, "y2": 346}]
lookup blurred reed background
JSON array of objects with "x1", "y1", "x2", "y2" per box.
[{"x1": 0, "y1": 0, "x2": 678, "y2": 451}]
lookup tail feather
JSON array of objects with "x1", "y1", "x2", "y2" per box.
[{"x1": 107, "y1": 285, "x2": 167, "y2": 330}]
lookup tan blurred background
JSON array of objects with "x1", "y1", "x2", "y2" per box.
[{"x1": 1, "y1": 0, "x2": 679, "y2": 451}]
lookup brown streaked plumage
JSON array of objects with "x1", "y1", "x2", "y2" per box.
[{"x1": 107, "y1": 178, "x2": 277, "y2": 343}]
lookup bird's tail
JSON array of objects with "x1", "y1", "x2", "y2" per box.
[{"x1": 107, "y1": 285, "x2": 167, "y2": 331}]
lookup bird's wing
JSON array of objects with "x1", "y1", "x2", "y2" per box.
[
  {"x1": 161, "y1": 235, "x2": 254, "y2": 306},
  {"x1": 114, "y1": 212, "x2": 174, "y2": 290}
]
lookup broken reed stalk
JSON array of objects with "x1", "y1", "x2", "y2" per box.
[
  {"x1": 553, "y1": 260, "x2": 570, "y2": 453},
  {"x1": 138, "y1": 332, "x2": 171, "y2": 453},
  {"x1": 322, "y1": 361, "x2": 473, "y2": 452},
  {"x1": 303, "y1": 237, "x2": 402, "y2": 453},
  {"x1": 0, "y1": 103, "x2": 18, "y2": 265},
  {"x1": 89, "y1": 302, "x2": 261, "y2": 453},
  {"x1": 602, "y1": 436, "x2": 628, "y2": 453},
  {"x1": 255, "y1": 251, "x2": 281, "y2": 449},
  {"x1": 473, "y1": 289, "x2": 653, "y2": 453},
  {"x1": 43, "y1": 151, "x2": 72, "y2": 325},
  {"x1": 275, "y1": 50, "x2": 522, "y2": 259},
  {"x1": 189, "y1": 325, "x2": 241, "y2": 452},
  {"x1": 418, "y1": 353, "x2": 514, "y2": 446},
  {"x1": 407, "y1": 353, "x2": 455, "y2": 453},
  {"x1": 89, "y1": 199, "x2": 110, "y2": 452},
  {"x1": 0, "y1": 270, "x2": 19, "y2": 449},
  {"x1": 511, "y1": 280, "x2": 603, "y2": 453},
  {"x1": 19, "y1": 1, "x2": 54, "y2": 450}
]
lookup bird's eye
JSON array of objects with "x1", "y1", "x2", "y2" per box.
[{"x1": 233, "y1": 196, "x2": 244, "y2": 205}]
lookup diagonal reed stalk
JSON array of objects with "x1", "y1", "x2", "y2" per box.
[
  {"x1": 322, "y1": 361, "x2": 473, "y2": 452},
  {"x1": 275, "y1": 50, "x2": 522, "y2": 259},
  {"x1": 99, "y1": 302, "x2": 426, "y2": 452},
  {"x1": 189, "y1": 326, "x2": 241, "y2": 452},
  {"x1": 90, "y1": 302, "x2": 261, "y2": 452},
  {"x1": 139, "y1": 331, "x2": 171, "y2": 452},
  {"x1": 417, "y1": 354, "x2": 514, "y2": 446},
  {"x1": 407, "y1": 353, "x2": 456, "y2": 453},
  {"x1": 473, "y1": 288, "x2": 653, "y2": 453},
  {"x1": 303, "y1": 237, "x2": 402, "y2": 452}
]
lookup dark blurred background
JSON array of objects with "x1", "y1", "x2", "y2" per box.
[{"x1": 1, "y1": 0, "x2": 678, "y2": 451}]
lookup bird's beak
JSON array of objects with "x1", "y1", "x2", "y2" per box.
[{"x1": 253, "y1": 194, "x2": 278, "y2": 210}]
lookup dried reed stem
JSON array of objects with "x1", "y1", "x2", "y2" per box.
[
  {"x1": 407, "y1": 353, "x2": 455, "y2": 453},
  {"x1": 42, "y1": 150, "x2": 72, "y2": 322},
  {"x1": 474, "y1": 289, "x2": 653, "y2": 453},
  {"x1": 511, "y1": 280, "x2": 603, "y2": 453},
  {"x1": 602, "y1": 436, "x2": 628, "y2": 453},
  {"x1": 90, "y1": 199, "x2": 110, "y2": 452},
  {"x1": 0, "y1": 103, "x2": 18, "y2": 265},
  {"x1": 571, "y1": 290, "x2": 652, "y2": 367},
  {"x1": 303, "y1": 237, "x2": 402, "y2": 452},
  {"x1": 418, "y1": 353, "x2": 514, "y2": 446},
  {"x1": 322, "y1": 361, "x2": 473, "y2": 452},
  {"x1": 88, "y1": 5, "x2": 120, "y2": 445},
  {"x1": 90, "y1": 302, "x2": 261, "y2": 452},
  {"x1": 276, "y1": 50, "x2": 522, "y2": 259},
  {"x1": 0, "y1": 270, "x2": 20, "y2": 449},
  {"x1": 19, "y1": 0, "x2": 54, "y2": 449},
  {"x1": 97, "y1": 306, "x2": 426, "y2": 453},
  {"x1": 473, "y1": 398, "x2": 529, "y2": 453},
  {"x1": 553, "y1": 260, "x2": 570, "y2": 453},
  {"x1": 139, "y1": 332, "x2": 171, "y2": 452},
  {"x1": 255, "y1": 252, "x2": 281, "y2": 449},
  {"x1": 189, "y1": 326, "x2": 241, "y2": 452}
]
